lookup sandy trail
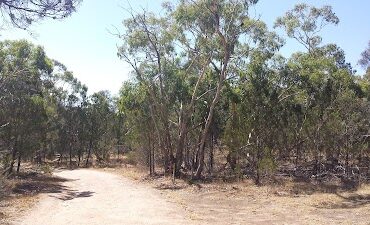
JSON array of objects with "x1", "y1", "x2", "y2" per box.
[{"x1": 14, "y1": 169, "x2": 193, "y2": 225}]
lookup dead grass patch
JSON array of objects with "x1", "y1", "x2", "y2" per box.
[
  {"x1": 109, "y1": 165, "x2": 370, "y2": 224},
  {"x1": 0, "y1": 165, "x2": 71, "y2": 224}
]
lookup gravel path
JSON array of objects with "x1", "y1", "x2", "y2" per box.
[{"x1": 14, "y1": 169, "x2": 193, "y2": 225}]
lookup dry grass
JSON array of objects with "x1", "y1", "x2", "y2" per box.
[
  {"x1": 3, "y1": 161, "x2": 369, "y2": 224},
  {"x1": 0, "y1": 195, "x2": 36, "y2": 225},
  {"x1": 98, "y1": 164, "x2": 147, "y2": 180},
  {"x1": 108, "y1": 165, "x2": 370, "y2": 224},
  {"x1": 0, "y1": 164, "x2": 70, "y2": 224}
]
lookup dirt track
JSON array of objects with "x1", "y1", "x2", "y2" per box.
[
  {"x1": 11, "y1": 168, "x2": 370, "y2": 225},
  {"x1": 13, "y1": 169, "x2": 193, "y2": 225}
]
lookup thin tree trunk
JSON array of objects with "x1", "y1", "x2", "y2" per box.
[
  {"x1": 255, "y1": 136, "x2": 262, "y2": 185},
  {"x1": 151, "y1": 136, "x2": 155, "y2": 175},
  {"x1": 175, "y1": 121, "x2": 186, "y2": 176},
  {"x1": 148, "y1": 133, "x2": 153, "y2": 175},
  {"x1": 69, "y1": 146, "x2": 72, "y2": 167},
  {"x1": 78, "y1": 149, "x2": 81, "y2": 167},
  {"x1": 59, "y1": 153, "x2": 63, "y2": 165},
  {"x1": 346, "y1": 150, "x2": 349, "y2": 177},
  {"x1": 16, "y1": 153, "x2": 21, "y2": 173},
  {"x1": 194, "y1": 79, "x2": 224, "y2": 179},
  {"x1": 8, "y1": 137, "x2": 19, "y2": 175},
  {"x1": 194, "y1": 12, "x2": 232, "y2": 179},
  {"x1": 175, "y1": 60, "x2": 210, "y2": 177},
  {"x1": 85, "y1": 138, "x2": 93, "y2": 167},
  {"x1": 209, "y1": 133, "x2": 214, "y2": 175}
]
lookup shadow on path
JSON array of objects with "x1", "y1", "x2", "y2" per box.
[
  {"x1": 12, "y1": 172, "x2": 77, "y2": 196},
  {"x1": 52, "y1": 190, "x2": 95, "y2": 201},
  {"x1": 11, "y1": 171, "x2": 96, "y2": 201},
  {"x1": 316, "y1": 193, "x2": 370, "y2": 209}
]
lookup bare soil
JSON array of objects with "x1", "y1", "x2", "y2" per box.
[
  {"x1": 11, "y1": 169, "x2": 193, "y2": 225},
  {"x1": 110, "y1": 167, "x2": 370, "y2": 225},
  {"x1": 5, "y1": 167, "x2": 370, "y2": 225}
]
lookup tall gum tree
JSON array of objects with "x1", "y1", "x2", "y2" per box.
[
  {"x1": 174, "y1": 0, "x2": 282, "y2": 178},
  {"x1": 275, "y1": 4, "x2": 366, "y2": 175},
  {"x1": 117, "y1": 9, "x2": 176, "y2": 172},
  {"x1": 118, "y1": 0, "x2": 283, "y2": 178}
]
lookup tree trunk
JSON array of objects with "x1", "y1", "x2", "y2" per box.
[
  {"x1": 194, "y1": 79, "x2": 224, "y2": 179},
  {"x1": 255, "y1": 143, "x2": 262, "y2": 185},
  {"x1": 209, "y1": 133, "x2": 214, "y2": 175},
  {"x1": 175, "y1": 62, "x2": 210, "y2": 177},
  {"x1": 151, "y1": 137, "x2": 155, "y2": 175},
  {"x1": 194, "y1": 14, "x2": 232, "y2": 179},
  {"x1": 160, "y1": 116, "x2": 173, "y2": 175},
  {"x1": 346, "y1": 149, "x2": 349, "y2": 177},
  {"x1": 78, "y1": 149, "x2": 81, "y2": 167},
  {"x1": 175, "y1": 121, "x2": 186, "y2": 177},
  {"x1": 8, "y1": 137, "x2": 19, "y2": 175},
  {"x1": 16, "y1": 153, "x2": 21, "y2": 173},
  {"x1": 85, "y1": 138, "x2": 93, "y2": 167},
  {"x1": 69, "y1": 146, "x2": 72, "y2": 167},
  {"x1": 148, "y1": 133, "x2": 153, "y2": 175}
]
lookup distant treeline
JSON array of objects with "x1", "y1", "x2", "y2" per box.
[{"x1": 1, "y1": 1, "x2": 370, "y2": 184}]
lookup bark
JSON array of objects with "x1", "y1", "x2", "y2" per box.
[
  {"x1": 227, "y1": 152, "x2": 237, "y2": 171},
  {"x1": 123, "y1": 64, "x2": 172, "y2": 174},
  {"x1": 174, "y1": 124, "x2": 186, "y2": 176},
  {"x1": 151, "y1": 137, "x2": 155, "y2": 175},
  {"x1": 255, "y1": 137, "x2": 262, "y2": 185},
  {"x1": 16, "y1": 153, "x2": 21, "y2": 173},
  {"x1": 174, "y1": 60, "x2": 210, "y2": 177},
  {"x1": 194, "y1": 69, "x2": 227, "y2": 179},
  {"x1": 69, "y1": 145, "x2": 72, "y2": 167},
  {"x1": 8, "y1": 136, "x2": 19, "y2": 175},
  {"x1": 148, "y1": 133, "x2": 153, "y2": 175},
  {"x1": 208, "y1": 133, "x2": 214, "y2": 174},
  {"x1": 346, "y1": 150, "x2": 349, "y2": 177},
  {"x1": 139, "y1": 13, "x2": 174, "y2": 174},
  {"x1": 194, "y1": 8, "x2": 234, "y2": 179},
  {"x1": 78, "y1": 149, "x2": 81, "y2": 167},
  {"x1": 85, "y1": 138, "x2": 93, "y2": 167}
]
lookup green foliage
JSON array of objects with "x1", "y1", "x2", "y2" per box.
[
  {"x1": 0, "y1": 40, "x2": 118, "y2": 173},
  {"x1": 257, "y1": 152, "x2": 277, "y2": 175},
  {"x1": 113, "y1": 1, "x2": 370, "y2": 182},
  {"x1": 275, "y1": 4, "x2": 339, "y2": 52},
  {"x1": 1, "y1": 2, "x2": 370, "y2": 184},
  {"x1": 0, "y1": 0, "x2": 82, "y2": 30},
  {"x1": 124, "y1": 151, "x2": 138, "y2": 166},
  {"x1": 40, "y1": 164, "x2": 53, "y2": 174}
]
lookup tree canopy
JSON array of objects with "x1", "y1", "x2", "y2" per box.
[
  {"x1": 0, "y1": 0, "x2": 81, "y2": 29},
  {"x1": 1, "y1": 1, "x2": 369, "y2": 186}
]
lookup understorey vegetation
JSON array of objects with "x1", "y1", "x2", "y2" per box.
[{"x1": 1, "y1": 1, "x2": 369, "y2": 187}]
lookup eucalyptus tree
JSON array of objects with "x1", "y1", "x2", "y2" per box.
[
  {"x1": 359, "y1": 41, "x2": 370, "y2": 70},
  {"x1": 118, "y1": 0, "x2": 284, "y2": 178},
  {"x1": 0, "y1": 0, "x2": 82, "y2": 29},
  {"x1": 275, "y1": 4, "x2": 369, "y2": 176},
  {"x1": 118, "y1": 7, "x2": 177, "y2": 172},
  {"x1": 49, "y1": 62, "x2": 88, "y2": 166},
  {"x1": 359, "y1": 41, "x2": 370, "y2": 84},
  {"x1": 274, "y1": 3, "x2": 339, "y2": 53},
  {"x1": 85, "y1": 91, "x2": 115, "y2": 165},
  {"x1": 177, "y1": 0, "x2": 282, "y2": 178},
  {"x1": 115, "y1": 2, "x2": 370, "y2": 182},
  {"x1": 118, "y1": 82, "x2": 156, "y2": 174},
  {"x1": 0, "y1": 40, "x2": 52, "y2": 173}
]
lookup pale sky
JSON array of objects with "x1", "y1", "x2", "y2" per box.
[{"x1": 1, "y1": 0, "x2": 369, "y2": 95}]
